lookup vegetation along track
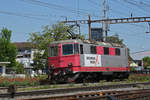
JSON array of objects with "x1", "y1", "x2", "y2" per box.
[{"x1": 0, "y1": 82, "x2": 150, "y2": 99}]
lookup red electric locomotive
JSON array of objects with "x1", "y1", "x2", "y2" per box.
[{"x1": 48, "y1": 39, "x2": 129, "y2": 83}]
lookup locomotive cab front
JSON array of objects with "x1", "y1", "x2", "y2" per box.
[{"x1": 48, "y1": 41, "x2": 80, "y2": 69}]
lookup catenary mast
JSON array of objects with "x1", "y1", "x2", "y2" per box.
[{"x1": 102, "y1": 0, "x2": 107, "y2": 41}]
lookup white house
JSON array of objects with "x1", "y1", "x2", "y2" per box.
[{"x1": 14, "y1": 42, "x2": 45, "y2": 75}]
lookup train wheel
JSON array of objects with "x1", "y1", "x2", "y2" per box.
[{"x1": 66, "y1": 73, "x2": 81, "y2": 83}]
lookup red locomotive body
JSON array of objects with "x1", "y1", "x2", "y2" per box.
[{"x1": 48, "y1": 39, "x2": 129, "y2": 83}]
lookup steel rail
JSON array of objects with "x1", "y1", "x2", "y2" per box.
[
  {"x1": 0, "y1": 81, "x2": 149, "y2": 91},
  {"x1": 84, "y1": 89, "x2": 150, "y2": 100},
  {"x1": 21, "y1": 89, "x2": 150, "y2": 100},
  {"x1": 0, "y1": 82, "x2": 150, "y2": 99}
]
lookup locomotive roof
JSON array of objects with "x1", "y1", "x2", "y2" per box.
[{"x1": 50, "y1": 39, "x2": 126, "y2": 48}]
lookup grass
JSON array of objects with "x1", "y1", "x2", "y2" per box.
[{"x1": 2, "y1": 74, "x2": 150, "y2": 92}]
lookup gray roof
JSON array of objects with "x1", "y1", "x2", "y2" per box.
[
  {"x1": 131, "y1": 50, "x2": 150, "y2": 60},
  {"x1": 51, "y1": 39, "x2": 82, "y2": 44},
  {"x1": 50, "y1": 39, "x2": 125, "y2": 48}
]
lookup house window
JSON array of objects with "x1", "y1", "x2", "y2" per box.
[{"x1": 104, "y1": 47, "x2": 109, "y2": 55}]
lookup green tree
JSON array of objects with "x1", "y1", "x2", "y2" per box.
[
  {"x1": 106, "y1": 34, "x2": 124, "y2": 45},
  {"x1": 29, "y1": 22, "x2": 82, "y2": 70},
  {"x1": 29, "y1": 23, "x2": 76, "y2": 49},
  {"x1": 14, "y1": 62, "x2": 24, "y2": 74},
  {"x1": 33, "y1": 52, "x2": 44, "y2": 71},
  {"x1": 142, "y1": 57, "x2": 150, "y2": 68},
  {"x1": 106, "y1": 34, "x2": 132, "y2": 63},
  {"x1": 0, "y1": 27, "x2": 17, "y2": 68}
]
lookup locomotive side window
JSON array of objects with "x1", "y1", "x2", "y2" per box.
[
  {"x1": 74, "y1": 44, "x2": 79, "y2": 54},
  {"x1": 115, "y1": 48, "x2": 120, "y2": 56},
  {"x1": 104, "y1": 47, "x2": 109, "y2": 55},
  {"x1": 80, "y1": 45, "x2": 83, "y2": 54},
  {"x1": 62, "y1": 44, "x2": 73, "y2": 55},
  {"x1": 90, "y1": 46, "x2": 97, "y2": 54},
  {"x1": 49, "y1": 46, "x2": 59, "y2": 57}
]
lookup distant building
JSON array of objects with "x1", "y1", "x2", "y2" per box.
[
  {"x1": 131, "y1": 50, "x2": 150, "y2": 60},
  {"x1": 91, "y1": 28, "x2": 103, "y2": 41},
  {"x1": 131, "y1": 50, "x2": 150, "y2": 68},
  {"x1": 14, "y1": 42, "x2": 35, "y2": 74},
  {"x1": 14, "y1": 42, "x2": 45, "y2": 74}
]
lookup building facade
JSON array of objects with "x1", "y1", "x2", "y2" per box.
[
  {"x1": 91, "y1": 28, "x2": 103, "y2": 41},
  {"x1": 131, "y1": 50, "x2": 150, "y2": 70},
  {"x1": 14, "y1": 42, "x2": 35, "y2": 74}
]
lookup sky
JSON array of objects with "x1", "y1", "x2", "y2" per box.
[{"x1": 0, "y1": 0, "x2": 150, "y2": 53}]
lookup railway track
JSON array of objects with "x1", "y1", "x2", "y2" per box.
[
  {"x1": 0, "y1": 82, "x2": 150, "y2": 99},
  {"x1": 85, "y1": 89, "x2": 150, "y2": 100},
  {"x1": 20, "y1": 89, "x2": 150, "y2": 100}
]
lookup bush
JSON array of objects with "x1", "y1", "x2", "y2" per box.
[
  {"x1": 0, "y1": 77, "x2": 40, "y2": 87},
  {"x1": 128, "y1": 74, "x2": 150, "y2": 82},
  {"x1": 130, "y1": 66, "x2": 135, "y2": 71}
]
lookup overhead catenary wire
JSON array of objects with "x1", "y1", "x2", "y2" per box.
[
  {"x1": 19, "y1": 0, "x2": 103, "y2": 20},
  {"x1": 128, "y1": 23, "x2": 146, "y2": 29},
  {"x1": 143, "y1": 0, "x2": 150, "y2": 4},
  {"x1": 19, "y1": 0, "x2": 94, "y2": 16},
  {"x1": 0, "y1": 10, "x2": 48, "y2": 21},
  {"x1": 121, "y1": 0, "x2": 150, "y2": 15},
  {"x1": 87, "y1": 0, "x2": 103, "y2": 19},
  {"x1": 87, "y1": 0, "x2": 100, "y2": 6},
  {"x1": 109, "y1": 0, "x2": 131, "y2": 16},
  {"x1": 110, "y1": 30, "x2": 150, "y2": 41},
  {"x1": 107, "y1": 0, "x2": 149, "y2": 34},
  {"x1": 111, "y1": 0, "x2": 147, "y2": 16},
  {"x1": 131, "y1": 49, "x2": 150, "y2": 54}
]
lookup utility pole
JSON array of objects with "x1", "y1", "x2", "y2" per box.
[
  {"x1": 88, "y1": 15, "x2": 92, "y2": 41},
  {"x1": 78, "y1": 24, "x2": 81, "y2": 36},
  {"x1": 102, "y1": 0, "x2": 107, "y2": 41},
  {"x1": 75, "y1": 21, "x2": 81, "y2": 36}
]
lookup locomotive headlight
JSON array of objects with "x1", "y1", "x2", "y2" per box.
[
  {"x1": 68, "y1": 63, "x2": 72, "y2": 67},
  {"x1": 50, "y1": 64, "x2": 54, "y2": 67}
]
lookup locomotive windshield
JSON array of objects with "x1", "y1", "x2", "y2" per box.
[
  {"x1": 49, "y1": 46, "x2": 59, "y2": 57},
  {"x1": 63, "y1": 44, "x2": 73, "y2": 55},
  {"x1": 62, "y1": 44, "x2": 79, "y2": 55}
]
